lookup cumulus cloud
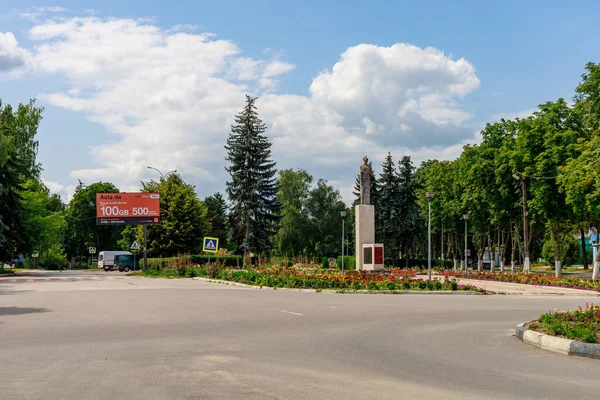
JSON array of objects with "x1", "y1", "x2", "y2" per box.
[
  {"x1": 15, "y1": 6, "x2": 66, "y2": 22},
  {"x1": 17, "y1": 16, "x2": 480, "y2": 204},
  {"x1": 0, "y1": 32, "x2": 29, "y2": 71}
]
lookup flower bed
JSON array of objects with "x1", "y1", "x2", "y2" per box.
[
  {"x1": 140, "y1": 265, "x2": 478, "y2": 291},
  {"x1": 216, "y1": 266, "x2": 478, "y2": 291},
  {"x1": 439, "y1": 271, "x2": 600, "y2": 292},
  {"x1": 528, "y1": 303, "x2": 600, "y2": 343}
]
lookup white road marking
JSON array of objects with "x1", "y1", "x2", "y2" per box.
[{"x1": 272, "y1": 308, "x2": 303, "y2": 316}]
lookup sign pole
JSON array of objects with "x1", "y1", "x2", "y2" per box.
[
  {"x1": 133, "y1": 251, "x2": 136, "y2": 272},
  {"x1": 143, "y1": 224, "x2": 148, "y2": 270}
]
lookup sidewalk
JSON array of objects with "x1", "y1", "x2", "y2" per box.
[{"x1": 434, "y1": 275, "x2": 599, "y2": 296}]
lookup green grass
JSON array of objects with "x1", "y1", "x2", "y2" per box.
[{"x1": 0, "y1": 267, "x2": 15, "y2": 275}]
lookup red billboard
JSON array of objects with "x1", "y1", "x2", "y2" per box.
[{"x1": 96, "y1": 192, "x2": 160, "y2": 225}]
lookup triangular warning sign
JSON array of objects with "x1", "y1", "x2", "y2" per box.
[
  {"x1": 205, "y1": 240, "x2": 216, "y2": 250},
  {"x1": 131, "y1": 241, "x2": 140, "y2": 250}
]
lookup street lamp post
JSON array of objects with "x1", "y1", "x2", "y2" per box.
[
  {"x1": 463, "y1": 214, "x2": 469, "y2": 272},
  {"x1": 592, "y1": 237, "x2": 599, "y2": 281},
  {"x1": 513, "y1": 173, "x2": 530, "y2": 272},
  {"x1": 147, "y1": 166, "x2": 177, "y2": 179},
  {"x1": 426, "y1": 192, "x2": 435, "y2": 281},
  {"x1": 340, "y1": 211, "x2": 347, "y2": 274}
]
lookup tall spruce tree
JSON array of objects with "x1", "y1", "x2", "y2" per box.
[
  {"x1": 377, "y1": 153, "x2": 400, "y2": 259},
  {"x1": 225, "y1": 95, "x2": 280, "y2": 259},
  {"x1": 397, "y1": 156, "x2": 422, "y2": 264}
]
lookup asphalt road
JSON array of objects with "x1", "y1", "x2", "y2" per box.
[{"x1": 1, "y1": 270, "x2": 598, "y2": 400}]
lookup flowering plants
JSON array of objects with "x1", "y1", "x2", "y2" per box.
[
  {"x1": 439, "y1": 271, "x2": 600, "y2": 292},
  {"x1": 210, "y1": 266, "x2": 477, "y2": 292},
  {"x1": 529, "y1": 303, "x2": 600, "y2": 343}
]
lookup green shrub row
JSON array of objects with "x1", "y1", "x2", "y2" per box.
[
  {"x1": 189, "y1": 255, "x2": 242, "y2": 267},
  {"x1": 336, "y1": 256, "x2": 356, "y2": 270},
  {"x1": 145, "y1": 255, "x2": 242, "y2": 270},
  {"x1": 385, "y1": 258, "x2": 453, "y2": 269}
]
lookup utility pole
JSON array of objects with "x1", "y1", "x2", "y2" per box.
[
  {"x1": 463, "y1": 214, "x2": 469, "y2": 272},
  {"x1": 340, "y1": 211, "x2": 346, "y2": 274},
  {"x1": 520, "y1": 176, "x2": 530, "y2": 272},
  {"x1": 143, "y1": 225, "x2": 148, "y2": 270},
  {"x1": 427, "y1": 192, "x2": 434, "y2": 281}
]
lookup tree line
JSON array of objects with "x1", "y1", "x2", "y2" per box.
[{"x1": 2, "y1": 63, "x2": 600, "y2": 278}]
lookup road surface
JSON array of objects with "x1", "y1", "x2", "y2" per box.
[{"x1": 1, "y1": 270, "x2": 598, "y2": 399}]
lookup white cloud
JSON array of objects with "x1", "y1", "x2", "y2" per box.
[
  {"x1": 15, "y1": 6, "x2": 66, "y2": 22},
  {"x1": 490, "y1": 108, "x2": 536, "y2": 122},
  {"x1": 0, "y1": 32, "x2": 30, "y2": 71},
  {"x1": 42, "y1": 179, "x2": 64, "y2": 194},
  {"x1": 16, "y1": 16, "x2": 480, "y2": 205}
]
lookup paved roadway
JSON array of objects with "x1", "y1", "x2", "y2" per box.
[{"x1": 1, "y1": 270, "x2": 598, "y2": 400}]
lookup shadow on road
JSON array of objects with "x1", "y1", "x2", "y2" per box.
[{"x1": 0, "y1": 307, "x2": 50, "y2": 316}]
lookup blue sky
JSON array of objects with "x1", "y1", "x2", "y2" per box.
[{"x1": 1, "y1": 1, "x2": 599, "y2": 202}]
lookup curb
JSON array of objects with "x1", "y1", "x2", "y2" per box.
[
  {"x1": 487, "y1": 291, "x2": 600, "y2": 297},
  {"x1": 516, "y1": 321, "x2": 600, "y2": 359},
  {"x1": 192, "y1": 277, "x2": 479, "y2": 295},
  {"x1": 454, "y1": 278, "x2": 600, "y2": 297}
]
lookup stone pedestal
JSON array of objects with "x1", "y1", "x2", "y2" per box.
[
  {"x1": 355, "y1": 205, "x2": 374, "y2": 270},
  {"x1": 362, "y1": 243, "x2": 384, "y2": 271}
]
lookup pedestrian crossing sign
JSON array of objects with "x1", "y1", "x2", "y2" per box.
[{"x1": 203, "y1": 237, "x2": 219, "y2": 253}]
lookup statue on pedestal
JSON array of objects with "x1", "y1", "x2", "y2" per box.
[{"x1": 360, "y1": 156, "x2": 375, "y2": 205}]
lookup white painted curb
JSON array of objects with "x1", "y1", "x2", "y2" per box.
[{"x1": 516, "y1": 321, "x2": 600, "y2": 359}]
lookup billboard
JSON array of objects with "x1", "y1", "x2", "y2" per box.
[{"x1": 96, "y1": 192, "x2": 160, "y2": 225}]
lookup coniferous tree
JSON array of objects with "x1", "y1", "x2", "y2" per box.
[
  {"x1": 225, "y1": 95, "x2": 280, "y2": 259},
  {"x1": 205, "y1": 192, "x2": 229, "y2": 250},
  {"x1": 377, "y1": 153, "x2": 400, "y2": 259},
  {"x1": 397, "y1": 156, "x2": 422, "y2": 264}
]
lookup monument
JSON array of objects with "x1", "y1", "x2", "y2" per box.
[{"x1": 355, "y1": 156, "x2": 384, "y2": 270}]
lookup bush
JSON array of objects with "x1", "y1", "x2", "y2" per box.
[
  {"x1": 40, "y1": 244, "x2": 67, "y2": 270},
  {"x1": 190, "y1": 255, "x2": 242, "y2": 267},
  {"x1": 384, "y1": 258, "x2": 453, "y2": 269},
  {"x1": 541, "y1": 232, "x2": 580, "y2": 267},
  {"x1": 321, "y1": 257, "x2": 329, "y2": 269},
  {"x1": 336, "y1": 256, "x2": 356, "y2": 270}
]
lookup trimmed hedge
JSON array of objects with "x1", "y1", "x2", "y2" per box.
[
  {"x1": 336, "y1": 256, "x2": 356, "y2": 270},
  {"x1": 190, "y1": 255, "x2": 242, "y2": 267},
  {"x1": 146, "y1": 255, "x2": 242, "y2": 270},
  {"x1": 385, "y1": 258, "x2": 453, "y2": 269}
]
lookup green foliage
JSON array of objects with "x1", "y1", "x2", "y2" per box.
[
  {"x1": 531, "y1": 304, "x2": 599, "y2": 343},
  {"x1": 276, "y1": 169, "x2": 313, "y2": 256},
  {"x1": 385, "y1": 258, "x2": 453, "y2": 269},
  {"x1": 141, "y1": 173, "x2": 211, "y2": 257},
  {"x1": 40, "y1": 243, "x2": 67, "y2": 270},
  {"x1": 0, "y1": 99, "x2": 43, "y2": 260},
  {"x1": 321, "y1": 256, "x2": 329, "y2": 269},
  {"x1": 189, "y1": 254, "x2": 241, "y2": 267},
  {"x1": 64, "y1": 181, "x2": 123, "y2": 259},
  {"x1": 225, "y1": 95, "x2": 280, "y2": 258},
  {"x1": 21, "y1": 179, "x2": 66, "y2": 255},
  {"x1": 204, "y1": 192, "x2": 229, "y2": 249},
  {"x1": 305, "y1": 179, "x2": 346, "y2": 257},
  {"x1": 541, "y1": 231, "x2": 581, "y2": 267},
  {"x1": 336, "y1": 256, "x2": 356, "y2": 270}
]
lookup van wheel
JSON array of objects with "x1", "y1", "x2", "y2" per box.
[
  {"x1": 124, "y1": 266, "x2": 130, "y2": 272},
  {"x1": 104, "y1": 267, "x2": 109, "y2": 272},
  {"x1": 109, "y1": 266, "x2": 114, "y2": 271},
  {"x1": 119, "y1": 267, "x2": 124, "y2": 272}
]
